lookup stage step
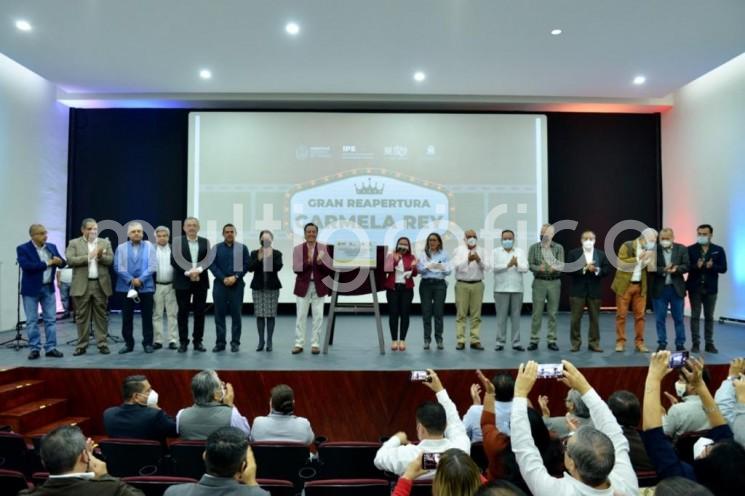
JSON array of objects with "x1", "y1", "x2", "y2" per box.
[
  {"x1": 0, "y1": 398, "x2": 68, "y2": 433},
  {"x1": 0, "y1": 380, "x2": 46, "y2": 410},
  {"x1": 26, "y1": 416, "x2": 91, "y2": 441},
  {"x1": 0, "y1": 367, "x2": 24, "y2": 384}
]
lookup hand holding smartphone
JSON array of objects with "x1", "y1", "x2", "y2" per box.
[
  {"x1": 410, "y1": 370, "x2": 431, "y2": 382},
  {"x1": 422, "y1": 452, "x2": 441, "y2": 470},
  {"x1": 536, "y1": 363, "x2": 564, "y2": 379}
]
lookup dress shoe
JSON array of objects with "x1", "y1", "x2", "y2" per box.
[
  {"x1": 168, "y1": 342, "x2": 179, "y2": 350},
  {"x1": 423, "y1": 342, "x2": 431, "y2": 351},
  {"x1": 292, "y1": 346, "x2": 304, "y2": 354},
  {"x1": 398, "y1": 341, "x2": 406, "y2": 351},
  {"x1": 470, "y1": 343, "x2": 484, "y2": 351},
  {"x1": 705, "y1": 343, "x2": 719, "y2": 354},
  {"x1": 391, "y1": 342, "x2": 399, "y2": 351},
  {"x1": 152, "y1": 343, "x2": 163, "y2": 350},
  {"x1": 256, "y1": 343, "x2": 265, "y2": 352},
  {"x1": 494, "y1": 345, "x2": 504, "y2": 351},
  {"x1": 144, "y1": 345, "x2": 154, "y2": 354},
  {"x1": 675, "y1": 344, "x2": 686, "y2": 352},
  {"x1": 656, "y1": 344, "x2": 667, "y2": 352},
  {"x1": 28, "y1": 350, "x2": 40, "y2": 360},
  {"x1": 231, "y1": 344, "x2": 240, "y2": 352},
  {"x1": 455, "y1": 343, "x2": 465, "y2": 350},
  {"x1": 265, "y1": 343, "x2": 273, "y2": 352},
  {"x1": 436, "y1": 342, "x2": 444, "y2": 350},
  {"x1": 46, "y1": 349, "x2": 64, "y2": 358},
  {"x1": 73, "y1": 348, "x2": 87, "y2": 356},
  {"x1": 311, "y1": 346, "x2": 321, "y2": 355},
  {"x1": 636, "y1": 344, "x2": 649, "y2": 353},
  {"x1": 547, "y1": 343, "x2": 559, "y2": 352},
  {"x1": 212, "y1": 345, "x2": 225, "y2": 352},
  {"x1": 512, "y1": 345, "x2": 525, "y2": 352},
  {"x1": 177, "y1": 343, "x2": 188, "y2": 353},
  {"x1": 527, "y1": 343, "x2": 538, "y2": 351},
  {"x1": 194, "y1": 343, "x2": 207, "y2": 352},
  {"x1": 588, "y1": 345, "x2": 603, "y2": 353},
  {"x1": 98, "y1": 346, "x2": 110, "y2": 355},
  {"x1": 61, "y1": 312, "x2": 71, "y2": 320},
  {"x1": 615, "y1": 343, "x2": 624, "y2": 352},
  {"x1": 570, "y1": 346, "x2": 580, "y2": 352},
  {"x1": 691, "y1": 343, "x2": 700, "y2": 353},
  {"x1": 118, "y1": 346, "x2": 133, "y2": 354}
]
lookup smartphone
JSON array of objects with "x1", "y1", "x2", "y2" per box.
[
  {"x1": 537, "y1": 363, "x2": 564, "y2": 379},
  {"x1": 422, "y1": 452, "x2": 441, "y2": 470},
  {"x1": 410, "y1": 370, "x2": 431, "y2": 382},
  {"x1": 669, "y1": 351, "x2": 689, "y2": 369}
]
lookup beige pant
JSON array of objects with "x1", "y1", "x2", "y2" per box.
[
  {"x1": 295, "y1": 285, "x2": 325, "y2": 348},
  {"x1": 455, "y1": 281, "x2": 484, "y2": 344},
  {"x1": 153, "y1": 283, "x2": 178, "y2": 344},
  {"x1": 73, "y1": 280, "x2": 109, "y2": 349}
]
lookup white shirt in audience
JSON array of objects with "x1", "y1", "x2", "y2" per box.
[
  {"x1": 462, "y1": 401, "x2": 512, "y2": 442},
  {"x1": 662, "y1": 395, "x2": 712, "y2": 438}
]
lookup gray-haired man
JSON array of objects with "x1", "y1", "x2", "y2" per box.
[{"x1": 153, "y1": 226, "x2": 178, "y2": 349}]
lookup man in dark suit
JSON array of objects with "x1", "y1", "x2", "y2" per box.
[
  {"x1": 686, "y1": 224, "x2": 727, "y2": 353},
  {"x1": 171, "y1": 217, "x2": 212, "y2": 353},
  {"x1": 651, "y1": 227, "x2": 690, "y2": 351},
  {"x1": 16, "y1": 224, "x2": 66, "y2": 360},
  {"x1": 567, "y1": 230, "x2": 612, "y2": 352},
  {"x1": 20, "y1": 425, "x2": 143, "y2": 496},
  {"x1": 164, "y1": 427, "x2": 268, "y2": 496},
  {"x1": 103, "y1": 375, "x2": 177, "y2": 442}
]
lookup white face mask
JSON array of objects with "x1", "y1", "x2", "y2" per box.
[
  {"x1": 466, "y1": 237, "x2": 477, "y2": 247},
  {"x1": 674, "y1": 381, "x2": 687, "y2": 398},
  {"x1": 660, "y1": 239, "x2": 673, "y2": 249},
  {"x1": 582, "y1": 239, "x2": 595, "y2": 250},
  {"x1": 146, "y1": 389, "x2": 159, "y2": 407},
  {"x1": 645, "y1": 241, "x2": 656, "y2": 250}
]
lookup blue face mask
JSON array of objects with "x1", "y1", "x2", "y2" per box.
[
  {"x1": 645, "y1": 241, "x2": 656, "y2": 250},
  {"x1": 697, "y1": 235, "x2": 710, "y2": 246},
  {"x1": 502, "y1": 239, "x2": 514, "y2": 249}
]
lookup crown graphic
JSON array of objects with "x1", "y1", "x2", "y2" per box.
[{"x1": 354, "y1": 177, "x2": 385, "y2": 195}]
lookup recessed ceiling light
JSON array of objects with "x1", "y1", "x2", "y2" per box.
[
  {"x1": 413, "y1": 71, "x2": 426, "y2": 82},
  {"x1": 285, "y1": 22, "x2": 300, "y2": 35},
  {"x1": 550, "y1": 28, "x2": 562, "y2": 35},
  {"x1": 199, "y1": 69, "x2": 212, "y2": 80},
  {"x1": 15, "y1": 20, "x2": 32, "y2": 32},
  {"x1": 633, "y1": 75, "x2": 646, "y2": 85}
]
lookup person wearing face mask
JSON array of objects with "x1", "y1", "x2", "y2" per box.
[
  {"x1": 661, "y1": 367, "x2": 712, "y2": 439},
  {"x1": 527, "y1": 223, "x2": 564, "y2": 351},
  {"x1": 651, "y1": 228, "x2": 690, "y2": 352},
  {"x1": 416, "y1": 232, "x2": 452, "y2": 350},
  {"x1": 248, "y1": 230, "x2": 283, "y2": 352},
  {"x1": 567, "y1": 231, "x2": 611, "y2": 352},
  {"x1": 453, "y1": 229, "x2": 487, "y2": 350},
  {"x1": 66, "y1": 218, "x2": 114, "y2": 356},
  {"x1": 384, "y1": 237, "x2": 418, "y2": 351},
  {"x1": 492, "y1": 229, "x2": 528, "y2": 351},
  {"x1": 103, "y1": 375, "x2": 177, "y2": 442},
  {"x1": 686, "y1": 224, "x2": 727, "y2": 354},
  {"x1": 177, "y1": 370, "x2": 251, "y2": 440},
  {"x1": 611, "y1": 228, "x2": 658, "y2": 353}
]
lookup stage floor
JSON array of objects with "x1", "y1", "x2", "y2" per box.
[{"x1": 0, "y1": 312, "x2": 740, "y2": 371}]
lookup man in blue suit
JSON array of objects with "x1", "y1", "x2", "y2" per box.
[{"x1": 16, "y1": 224, "x2": 66, "y2": 359}]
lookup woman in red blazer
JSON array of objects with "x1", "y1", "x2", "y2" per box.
[{"x1": 384, "y1": 237, "x2": 418, "y2": 351}]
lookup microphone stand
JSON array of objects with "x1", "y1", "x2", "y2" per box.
[{"x1": 1, "y1": 263, "x2": 30, "y2": 350}]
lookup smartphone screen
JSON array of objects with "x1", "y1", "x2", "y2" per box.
[
  {"x1": 422, "y1": 452, "x2": 441, "y2": 470},
  {"x1": 410, "y1": 370, "x2": 430, "y2": 382},
  {"x1": 669, "y1": 351, "x2": 689, "y2": 368},
  {"x1": 537, "y1": 363, "x2": 564, "y2": 379}
]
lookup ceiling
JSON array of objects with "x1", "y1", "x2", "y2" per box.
[{"x1": 1, "y1": 0, "x2": 744, "y2": 101}]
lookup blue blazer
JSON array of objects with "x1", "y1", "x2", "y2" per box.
[
  {"x1": 16, "y1": 240, "x2": 66, "y2": 297},
  {"x1": 114, "y1": 240, "x2": 157, "y2": 293}
]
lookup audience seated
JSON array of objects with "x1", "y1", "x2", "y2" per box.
[
  {"x1": 103, "y1": 375, "x2": 177, "y2": 441},
  {"x1": 20, "y1": 425, "x2": 143, "y2": 496},
  {"x1": 641, "y1": 352, "x2": 745, "y2": 496},
  {"x1": 511, "y1": 360, "x2": 638, "y2": 495},
  {"x1": 177, "y1": 370, "x2": 251, "y2": 440},
  {"x1": 462, "y1": 373, "x2": 514, "y2": 441},
  {"x1": 392, "y1": 449, "x2": 486, "y2": 496},
  {"x1": 374, "y1": 369, "x2": 470, "y2": 476},
  {"x1": 662, "y1": 365, "x2": 712, "y2": 438},
  {"x1": 538, "y1": 388, "x2": 592, "y2": 437},
  {"x1": 607, "y1": 390, "x2": 656, "y2": 472},
  {"x1": 713, "y1": 357, "x2": 745, "y2": 447},
  {"x1": 250, "y1": 384, "x2": 315, "y2": 444},
  {"x1": 164, "y1": 426, "x2": 268, "y2": 495}
]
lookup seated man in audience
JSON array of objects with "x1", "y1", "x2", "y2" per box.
[
  {"x1": 177, "y1": 369, "x2": 251, "y2": 440},
  {"x1": 462, "y1": 373, "x2": 514, "y2": 442},
  {"x1": 20, "y1": 425, "x2": 143, "y2": 496},
  {"x1": 607, "y1": 390, "x2": 655, "y2": 472},
  {"x1": 164, "y1": 426, "x2": 268, "y2": 496},
  {"x1": 374, "y1": 369, "x2": 470, "y2": 476},
  {"x1": 538, "y1": 388, "x2": 592, "y2": 437},
  {"x1": 641, "y1": 352, "x2": 745, "y2": 495},
  {"x1": 511, "y1": 360, "x2": 638, "y2": 495},
  {"x1": 663, "y1": 365, "x2": 712, "y2": 438},
  {"x1": 714, "y1": 357, "x2": 745, "y2": 447},
  {"x1": 103, "y1": 375, "x2": 177, "y2": 441},
  {"x1": 251, "y1": 384, "x2": 315, "y2": 444}
]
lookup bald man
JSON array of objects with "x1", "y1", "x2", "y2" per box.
[{"x1": 452, "y1": 229, "x2": 487, "y2": 350}]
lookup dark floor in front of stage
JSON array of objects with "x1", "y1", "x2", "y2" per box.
[{"x1": 0, "y1": 313, "x2": 741, "y2": 371}]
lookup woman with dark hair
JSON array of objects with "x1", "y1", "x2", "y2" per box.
[
  {"x1": 247, "y1": 230, "x2": 283, "y2": 352},
  {"x1": 416, "y1": 232, "x2": 451, "y2": 350},
  {"x1": 393, "y1": 449, "x2": 485, "y2": 496},
  {"x1": 648, "y1": 476, "x2": 714, "y2": 496},
  {"x1": 250, "y1": 384, "x2": 315, "y2": 445},
  {"x1": 384, "y1": 236, "x2": 418, "y2": 351}
]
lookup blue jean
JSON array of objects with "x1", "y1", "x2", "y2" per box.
[
  {"x1": 59, "y1": 282, "x2": 71, "y2": 313},
  {"x1": 23, "y1": 284, "x2": 58, "y2": 352},
  {"x1": 652, "y1": 285, "x2": 686, "y2": 347}
]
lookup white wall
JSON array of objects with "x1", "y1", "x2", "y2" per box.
[
  {"x1": 0, "y1": 53, "x2": 69, "y2": 330},
  {"x1": 661, "y1": 52, "x2": 745, "y2": 319}
]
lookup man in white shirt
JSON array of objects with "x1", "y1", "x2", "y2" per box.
[
  {"x1": 462, "y1": 373, "x2": 514, "y2": 442},
  {"x1": 453, "y1": 229, "x2": 487, "y2": 350},
  {"x1": 492, "y1": 229, "x2": 528, "y2": 351},
  {"x1": 663, "y1": 366, "x2": 712, "y2": 438},
  {"x1": 511, "y1": 360, "x2": 638, "y2": 496},
  {"x1": 374, "y1": 369, "x2": 470, "y2": 476},
  {"x1": 152, "y1": 226, "x2": 178, "y2": 350}
]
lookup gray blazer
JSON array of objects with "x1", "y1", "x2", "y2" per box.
[
  {"x1": 164, "y1": 475, "x2": 269, "y2": 496},
  {"x1": 65, "y1": 236, "x2": 114, "y2": 297},
  {"x1": 651, "y1": 243, "x2": 690, "y2": 299}
]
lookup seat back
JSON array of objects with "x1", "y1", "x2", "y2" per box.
[
  {"x1": 636, "y1": 470, "x2": 659, "y2": 488},
  {"x1": 0, "y1": 469, "x2": 31, "y2": 494},
  {"x1": 0, "y1": 432, "x2": 29, "y2": 474},
  {"x1": 99, "y1": 438, "x2": 163, "y2": 477},
  {"x1": 257, "y1": 478, "x2": 296, "y2": 496},
  {"x1": 317, "y1": 442, "x2": 384, "y2": 479},
  {"x1": 251, "y1": 442, "x2": 311, "y2": 486},
  {"x1": 123, "y1": 476, "x2": 198, "y2": 496},
  {"x1": 169, "y1": 440, "x2": 207, "y2": 480},
  {"x1": 304, "y1": 478, "x2": 390, "y2": 496},
  {"x1": 410, "y1": 479, "x2": 433, "y2": 496}
]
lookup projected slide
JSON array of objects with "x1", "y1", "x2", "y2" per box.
[{"x1": 188, "y1": 112, "x2": 548, "y2": 303}]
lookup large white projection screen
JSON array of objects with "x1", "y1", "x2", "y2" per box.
[{"x1": 187, "y1": 112, "x2": 548, "y2": 303}]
